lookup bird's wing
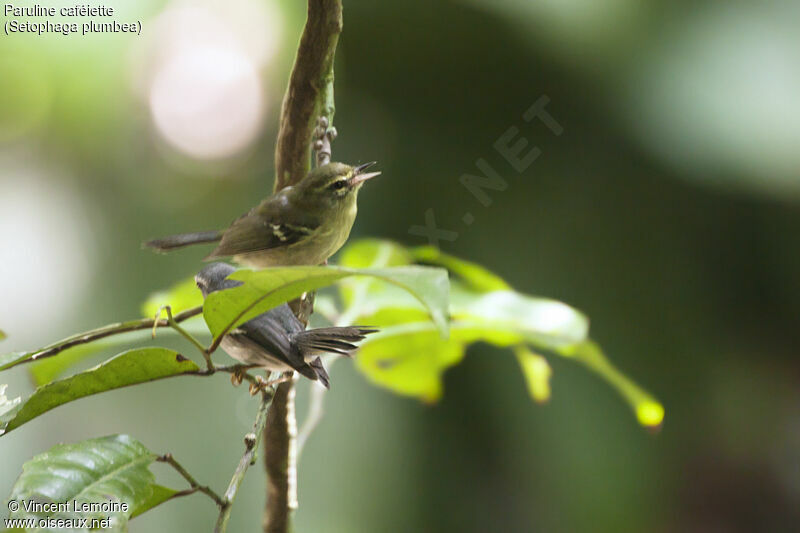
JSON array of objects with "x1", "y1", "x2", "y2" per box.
[
  {"x1": 232, "y1": 312, "x2": 311, "y2": 373},
  {"x1": 206, "y1": 191, "x2": 320, "y2": 258}
]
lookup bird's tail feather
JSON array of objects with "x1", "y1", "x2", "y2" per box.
[
  {"x1": 308, "y1": 357, "x2": 330, "y2": 389},
  {"x1": 293, "y1": 327, "x2": 377, "y2": 358},
  {"x1": 143, "y1": 231, "x2": 223, "y2": 253}
]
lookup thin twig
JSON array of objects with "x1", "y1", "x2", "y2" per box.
[
  {"x1": 215, "y1": 389, "x2": 275, "y2": 533},
  {"x1": 158, "y1": 453, "x2": 225, "y2": 507},
  {"x1": 7, "y1": 307, "x2": 203, "y2": 370}
]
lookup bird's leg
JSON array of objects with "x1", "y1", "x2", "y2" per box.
[
  {"x1": 248, "y1": 372, "x2": 294, "y2": 396},
  {"x1": 312, "y1": 116, "x2": 337, "y2": 167}
]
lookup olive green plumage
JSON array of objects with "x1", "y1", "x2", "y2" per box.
[{"x1": 144, "y1": 161, "x2": 380, "y2": 267}]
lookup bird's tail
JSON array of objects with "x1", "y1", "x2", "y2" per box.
[
  {"x1": 143, "y1": 231, "x2": 223, "y2": 253},
  {"x1": 308, "y1": 357, "x2": 330, "y2": 389},
  {"x1": 292, "y1": 326, "x2": 377, "y2": 357}
]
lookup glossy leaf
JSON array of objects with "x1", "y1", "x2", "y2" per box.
[
  {"x1": 356, "y1": 323, "x2": 465, "y2": 401},
  {"x1": 340, "y1": 241, "x2": 664, "y2": 428},
  {"x1": 450, "y1": 283, "x2": 588, "y2": 348},
  {"x1": 1, "y1": 348, "x2": 199, "y2": 435},
  {"x1": 338, "y1": 238, "x2": 412, "y2": 269},
  {"x1": 28, "y1": 342, "x2": 113, "y2": 388},
  {"x1": 356, "y1": 321, "x2": 664, "y2": 429},
  {"x1": 336, "y1": 240, "x2": 433, "y2": 326},
  {"x1": 411, "y1": 245, "x2": 510, "y2": 292},
  {"x1": 6, "y1": 435, "x2": 159, "y2": 530},
  {"x1": 130, "y1": 484, "x2": 180, "y2": 519},
  {"x1": 357, "y1": 320, "x2": 533, "y2": 400},
  {"x1": 203, "y1": 265, "x2": 449, "y2": 339}
]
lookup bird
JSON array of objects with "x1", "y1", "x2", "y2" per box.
[
  {"x1": 195, "y1": 262, "x2": 377, "y2": 388},
  {"x1": 145, "y1": 162, "x2": 381, "y2": 268}
]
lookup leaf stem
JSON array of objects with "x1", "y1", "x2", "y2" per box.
[{"x1": 155, "y1": 306, "x2": 213, "y2": 370}]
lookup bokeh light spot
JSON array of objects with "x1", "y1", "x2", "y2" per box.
[
  {"x1": 0, "y1": 163, "x2": 94, "y2": 345},
  {"x1": 149, "y1": 45, "x2": 264, "y2": 160}
]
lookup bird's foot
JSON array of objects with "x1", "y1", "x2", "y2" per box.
[
  {"x1": 248, "y1": 373, "x2": 293, "y2": 396},
  {"x1": 313, "y1": 115, "x2": 337, "y2": 167},
  {"x1": 231, "y1": 369, "x2": 245, "y2": 387}
]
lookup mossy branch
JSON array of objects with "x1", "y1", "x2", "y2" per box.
[
  {"x1": 266, "y1": 1, "x2": 343, "y2": 532},
  {"x1": 273, "y1": 0, "x2": 342, "y2": 190}
]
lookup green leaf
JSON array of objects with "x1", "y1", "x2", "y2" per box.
[
  {"x1": 357, "y1": 320, "x2": 536, "y2": 400},
  {"x1": 558, "y1": 341, "x2": 664, "y2": 428},
  {"x1": 141, "y1": 276, "x2": 204, "y2": 318},
  {"x1": 130, "y1": 484, "x2": 180, "y2": 519},
  {"x1": 28, "y1": 342, "x2": 112, "y2": 388},
  {"x1": 5, "y1": 435, "x2": 159, "y2": 530},
  {"x1": 356, "y1": 323, "x2": 465, "y2": 402},
  {"x1": 451, "y1": 283, "x2": 588, "y2": 348},
  {"x1": 356, "y1": 322, "x2": 664, "y2": 429},
  {"x1": 335, "y1": 240, "x2": 433, "y2": 325},
  {"x1": 338, "y1": 240, "x2": 664, "y2": 429},
  {"x1": 338, "y1": 238, "x2": 412, "y2": 268},
  {"x1": 515, "y1": 346, "x2": 552, "y2": 404},
  {"x1": 1, "y1": 348, "x2": 199, "y2": 435},
  {"x1": 0, "y1": 329, "x2": 6, "y2": 341},
  {"x1": 411, "y1": 245, "x2": 510, "y2": 292},
  {"x1": 203, "y1": 265, "x2": 449, "y2": 339}
]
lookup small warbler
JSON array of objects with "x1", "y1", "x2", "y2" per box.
[
  {"x1": 145, "y1": 162, "x2": 381, "y2": 267},
  {"x1": 195, "y1": 262, "x2": 377, "y2": 387}
]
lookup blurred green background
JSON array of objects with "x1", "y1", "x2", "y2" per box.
[{"x1": 2, "y1": 0, "x2": 800, "y2": 531}]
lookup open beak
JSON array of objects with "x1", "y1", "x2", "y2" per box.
[{"x1": 350, "y1": 161, "x2": 381, "y2": 185}]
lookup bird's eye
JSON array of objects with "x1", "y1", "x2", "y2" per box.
[{"x1": 329, "y1": 179, "x2": 347, "y2": 191}]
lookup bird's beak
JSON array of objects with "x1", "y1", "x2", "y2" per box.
[{"x1": 350, "y1": 161, "x2": 381, "y2": 185}]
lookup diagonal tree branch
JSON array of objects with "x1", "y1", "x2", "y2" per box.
[{"x1": 2, "y1": 307, "x2": 203, "y2": 371}]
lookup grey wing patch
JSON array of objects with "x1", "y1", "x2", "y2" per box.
[{"x1": 236, "y1": 314, "x2": 315, "y2": 377}]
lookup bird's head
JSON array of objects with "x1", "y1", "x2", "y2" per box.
[
  {"x1": 296, "y1": 161, "x2": 381, "y2": 208},
  {"x1": 195, "y1": 262, "x2": 241, "y2": 297}
]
